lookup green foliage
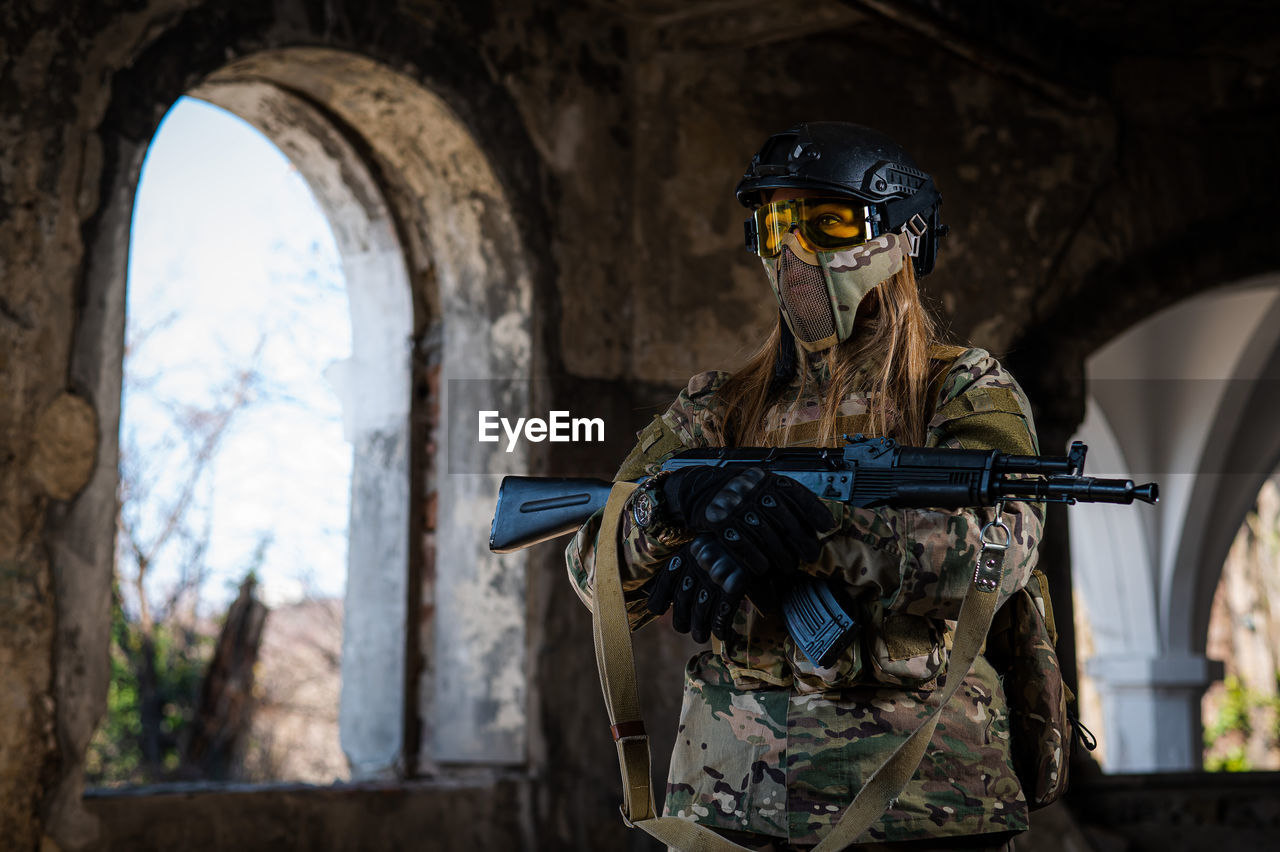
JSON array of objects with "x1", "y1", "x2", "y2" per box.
[
  {"x1": 1204, "y1": 744, "x2": 1251, "y2": 773},
  {"x1": 1203, "y1": 674, "x2": 1280, "y2": 773},
  {"x1": 84, "y1": 606, "x2": 142, "y2": 783},
  {"x1": 85, "y1": 594, "x2": 214, "y2": 786},
  {"x1": 1209, "y1": 675, "x2": 1254, "y2": 740}
]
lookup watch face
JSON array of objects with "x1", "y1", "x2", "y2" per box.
[{"x1": 633, "y1": 491, "x2": 655, "y2": 528}]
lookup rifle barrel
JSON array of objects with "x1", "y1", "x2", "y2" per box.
[{"x1": 998, "y1": 476, "x2": 1159, "y2": 505}]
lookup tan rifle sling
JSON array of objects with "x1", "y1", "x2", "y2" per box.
[{"x1": 590, "y1": 482, "x2": 1008, "y2": 852}]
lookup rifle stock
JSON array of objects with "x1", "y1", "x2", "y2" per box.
[{"x1": 489, "y1": 476, "x2": 613, "y2": 553}]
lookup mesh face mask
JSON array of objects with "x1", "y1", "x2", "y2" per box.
[
  {"x1": 762, "y1": 230, "x2": 910, "y2": 352},
  {"x1": 775, "y1": 247, "x2": 835, "y2": 344}
]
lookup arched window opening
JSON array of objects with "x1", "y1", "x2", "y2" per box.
[
  {"x1": 1203, "y1": 473, "x2": 1280, "y2": 772},
  {"x1": 1069, "y1": 276, "x2": 1280, "y2": 773},
  {"x1": 1077, "y1": 472, "x2": 1280, "y2": 774},
  {"x1": 87, "y1": 96, "x2": 354, "y2": 786},
  {"x1": 67, "y1": 50, "x2": 534, "y2": 810}
]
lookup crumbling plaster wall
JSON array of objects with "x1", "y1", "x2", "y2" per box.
[
  {"x1": 3, "y1": 0, "x2": 1280, "y2": 850},
  {"x1": 0, "y1": 2, "x2": 171, "y2": 847},
  {"x1": 0, "y1": 0, "x2": 611, "y2": 849}
]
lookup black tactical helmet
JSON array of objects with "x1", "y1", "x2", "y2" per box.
[{"x1": 736, "y1": 122, "x2": 946, "y2": 276}]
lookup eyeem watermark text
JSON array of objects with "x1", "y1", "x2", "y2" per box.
[{"x1": 478, "y1": 410, "x2": 605, "y2": 452}]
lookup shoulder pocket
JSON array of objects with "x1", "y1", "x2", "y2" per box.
[
  {"x1": 933, "y1": 386, "x2": 1035, "y2": 455},
  {"x1": 614, "y1": 415, "x2": 685, "y2": 481}
]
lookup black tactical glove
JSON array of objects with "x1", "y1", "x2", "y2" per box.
[
  {"x1": 661, "y1": 466, "x2": 834, "y2": 578},
  {"x1": 645, "y1": 535, "x2": 746, "y2": 644}
]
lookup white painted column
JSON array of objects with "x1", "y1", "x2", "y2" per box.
[
  {"x1": 329, "y1": 245, "x2": 414, "y2": 778},
  {"x1": 193, "y1": 78, "x2": 421, "y2": 779},
  {"x1": 1087, "y1": 654, "x2": 1222, "y2": 771},
  {"x1": 429, "y1": 312, "x2": 531, "y2": 764},
  {"x1": 196, "y1": 60, "x2": 538, "y2": 772}
]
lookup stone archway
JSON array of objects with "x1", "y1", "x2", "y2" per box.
[
  {"x1": 186, "y1": 74, "x2": 417, "y2": 780},
  {"x1": 1069, "y1": 274, "x2": 1280, "y2": 771},
  {"x1": 51, "y1": 45, "x2": 535, "y2": 846},
  {"x1": 194, "y1": 48, "x2": 539, "y2": 770}
]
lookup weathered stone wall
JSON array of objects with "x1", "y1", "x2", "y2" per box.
[
  {"x1": 1, "y1": 2, "x2": 168, "y2": 847},
  {"x1": 620, "y1": 4, "x2": 1117, "y2": 385},
  {"x1": 83, "y1": 779, "x2": 531, "y2": 851},
  {"x1": 2, "y1": 0, "x2": 1279, "y2": 850}
]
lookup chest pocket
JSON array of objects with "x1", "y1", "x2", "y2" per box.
[
  {"x1": 866, "y1": 606, "x2": 948, "y2": 689},
  {"x1": 761, "y1": 413, "x2": 874, "y2": 447}
]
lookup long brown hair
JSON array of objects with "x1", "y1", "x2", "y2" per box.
[{"x1": 715, "y1": 260, "x2": 945, "y2": 448}]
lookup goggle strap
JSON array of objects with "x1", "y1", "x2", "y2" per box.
[
  {"x1": 903, "y1": 220, "x2": 923, "y2": 257},
  {"x1": 744, "y1": 217, "x2": 759, "y2": 253},
  {"x1": 881, "y1": 179, "x2": 939, "y2": 233}
]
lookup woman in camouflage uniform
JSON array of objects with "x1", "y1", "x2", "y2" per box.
[{"x1": 567, "y1": 123, "x2": 1042, "y2": 851}]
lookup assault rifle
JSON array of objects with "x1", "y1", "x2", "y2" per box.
[{"x1": 489, "y1": 435, "x2": 1158, "y2": 667}]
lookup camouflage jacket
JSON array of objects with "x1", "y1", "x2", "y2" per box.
[{"x1": 566, "y1": 347, "x2": 1044, "y2": 846}]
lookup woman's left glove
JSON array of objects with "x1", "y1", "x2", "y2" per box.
[{"x1": 661, "y1": 466, "x2": 834, "y2": 577}]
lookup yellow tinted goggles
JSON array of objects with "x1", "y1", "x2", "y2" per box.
[{"x1": 747, "y1": 197, "x2": 878, "y2": 258}]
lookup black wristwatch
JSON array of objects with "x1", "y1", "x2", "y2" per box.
[{"x1": 631, "y1": 471, "x2": 693, "y2": 548}]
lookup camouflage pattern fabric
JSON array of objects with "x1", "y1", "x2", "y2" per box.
[
  {"x1": 565, "y1": 347, "x2": 1044, "y2": 845},
  {"x1": 666, "y1": 651, "x2": 1024, "y2": 845},
  {"x1": 983, "y1": 570, "x2": 1072, "y2": 808},
  {"x1": 825, "y1": 234, "x2": 908, "y2": 275},
  {"x1": 762, "y1": 233, "x2": 910, "y2": 352}
]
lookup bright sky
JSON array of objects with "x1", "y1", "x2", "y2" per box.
[{"x1": 124, "y1": 96, "x2": 352, "y2": 611}]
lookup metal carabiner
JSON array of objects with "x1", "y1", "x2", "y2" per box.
[
  {"x1": 980, "y1": 500, "x2": 1012, "y2": 550},
  {"x1": 974, "y1": 502, "x2": 1011, "y2": 592}
]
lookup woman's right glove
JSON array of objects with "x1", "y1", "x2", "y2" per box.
[
  {"x1": 645, "y1": 535, "x2": 748, "y2": 643},
  {"x1": 661, "y1": 465, "x2": 834, "y2": 580}
]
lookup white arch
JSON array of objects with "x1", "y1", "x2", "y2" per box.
[
  {"x1": 1167, "y1": 304, "x2": 1280, "y2": 649},
  {"x1": 1069, "y1": 401, "x2": 1159, "y2": 656},
  {"x1": 188, "y1": 78, "x2": 416, "y2": 779},
  {"x1": 1072, "y1": 275, "x2": 1280, "y2": 771},
  {"x1": 197, "y1": 49, "x2": 536, "y2": 768},
  {"x1": 63, "y1": 49, "x2": 534, "y2": 794}
]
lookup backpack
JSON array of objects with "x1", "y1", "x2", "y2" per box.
[{"x1": 985, "y1": 567, "x2": 1092, "y2": 808}]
